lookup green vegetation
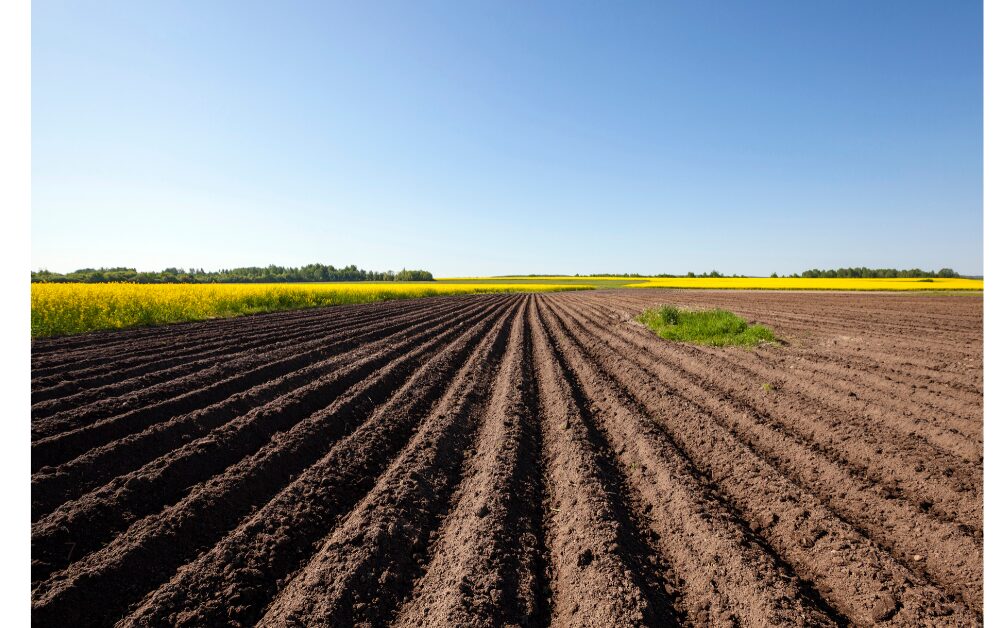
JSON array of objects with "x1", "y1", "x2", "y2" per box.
[
  {"x1": 637, "y1": 306, "x2": 776, "y2": 347},
  {"x1": 30, "y1": 264, "x2": 434, "y2": 284}
]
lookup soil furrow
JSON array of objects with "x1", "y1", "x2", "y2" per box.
[
  {"x1": 31, "y1": 298, "x2": 515, "y2": 626},
  {"x1": 583, "y1": 292, "x2": 983, "y2": 416},
  {"x1": 392, "y1": 297, "x2": 550, "y2": 627},
  {"x1": 30, "y1": 299, "x2": 394, "y2": 396},
  {"x1": 583, "y1": 291, "x2": 982, "y2": 362},
  {"x1": 559, "y1": 297, "x2": 983, "y2": 610},
  {"x1": 569, "y1": 298, "x2": 983, "y2": 535},
  {"x1": 30, "y1": 298, "x2": 434, "y2": 413},
  {"x1": 29, "y1": 290, "x2": 983, "y2": 627},
  {"x1": 118, "y1": 296, "x2": 518, "y2": 627},
  {"x1": 579, "y1": 294, "x2": 984, "y2": 464},
  {"x1": 549, "y1": 296, "x2": 980, "y2": 624},
  {"x1": 30, "y1": 297, "x2": 474, "y2": 445},
  {"x1": 30, "y1": 298, "x2": 498, "y2": 521},
  {"x1": 30, "y1": 293, "x2": 420, "y2": 374},
  {"x1": 257, "y1": 299, "x2": 527, "y2": 626},
  {"x1": 30, "y1": 297, "x2": 476, "y2": 467},
  {"x1": 30, "y1": 297, "x2": 506, "y2": 592},
  {"x1": 527, "y1": 299, "x2": 686, "y2": 626},
  {"x1": 538, "y1": 298, "x2": 842, "y2": 626}
]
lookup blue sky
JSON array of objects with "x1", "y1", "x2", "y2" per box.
[{"x1": 32, "y1": 1, "x2": 983, "y2": 276}]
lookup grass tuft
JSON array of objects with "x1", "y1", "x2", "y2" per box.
[{"x1": 637, "y1": 306, "x2": 776, "y2": 347}]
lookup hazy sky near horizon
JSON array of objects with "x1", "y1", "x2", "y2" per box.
[{"x1": 33, "y1": 1, "x2": 983, "y2": 276}]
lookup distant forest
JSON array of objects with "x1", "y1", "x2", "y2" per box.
[
  {"x1": 517, "y1": 268, "x2": 963, "y2": 279},
  {"x1": 31, "y1": 264, "x2": 435, "y2": 283},
  {"x1": 791, "y1": 267, "x2": 960, "y2": 278}
]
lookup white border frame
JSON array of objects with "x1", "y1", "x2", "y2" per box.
[{"x1": 0, "y1": 0, "x2": 30, "y2": 623}]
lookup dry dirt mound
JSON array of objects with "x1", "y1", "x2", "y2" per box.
[{"x1": 31, "y1": 290, "x2": 983, "y2": 626}]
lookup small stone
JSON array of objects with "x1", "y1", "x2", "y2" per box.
[{"x1": 913, "y1": 554, "x2": 924, "y2": 562}]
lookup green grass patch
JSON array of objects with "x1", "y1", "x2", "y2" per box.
[{"x1": 637, "y1": 306, "x2": 776, "y2": 347}]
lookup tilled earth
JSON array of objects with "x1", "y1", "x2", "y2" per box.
[{"x1": 30, "y1": 290, "x2": 983, "y2": 626}]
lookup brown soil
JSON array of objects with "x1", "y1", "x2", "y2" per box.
[{"x1": 30, "y1": 290, "x2": 983, "y2": 626}]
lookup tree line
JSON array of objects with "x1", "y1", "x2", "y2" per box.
[
  {"x1": 507, "y1": 268, "x2": 963, "y2": 279},
  {"x1": 581, "y1": 268, "x2": 961, "y2": 279},
  {"x1": 791, "y1": 267, "x2": 959, "y2": 279},
  {"x1": 31, "y1": 264, "x2": 435, "y2": 283}
]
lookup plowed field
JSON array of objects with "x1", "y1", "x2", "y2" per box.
[{"x1": 30, "y1": 290, "x2": 983, "y2": 626}]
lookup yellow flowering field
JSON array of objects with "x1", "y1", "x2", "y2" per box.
[
  {"x1": 445, "y1": 276, "x2": 984, "y2": 291},
  {"x1": 30, "y1": 282, "x2": 589, "y2": 338},
  {"x1": 617, "y1": 276, "x2": 984, "y2": 290}
]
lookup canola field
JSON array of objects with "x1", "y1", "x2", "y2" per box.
[
  {"x1": 30, "y1": 282, "x2": 589, "y2": 338},
  {"x1": 623, "y1": 276, "x2": 983, "y2": 290},
  {"x1": 444, "y1": 276, "x2": 985, "y2": 291}
]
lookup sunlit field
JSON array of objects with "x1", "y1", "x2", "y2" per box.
[
  {"x1": 31, "y1": 276, "x2": 982, "y2": 338},
  {"x1": 30, "y1": 282, "x2": 590, "y2": 338},
  {"x1": 442, "y1": 276, "x2": 984, "y2": 291}
]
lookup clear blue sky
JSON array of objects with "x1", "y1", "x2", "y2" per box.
[{"x1": 32, "y1": 1, "x2": 983, "y2": 276}]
